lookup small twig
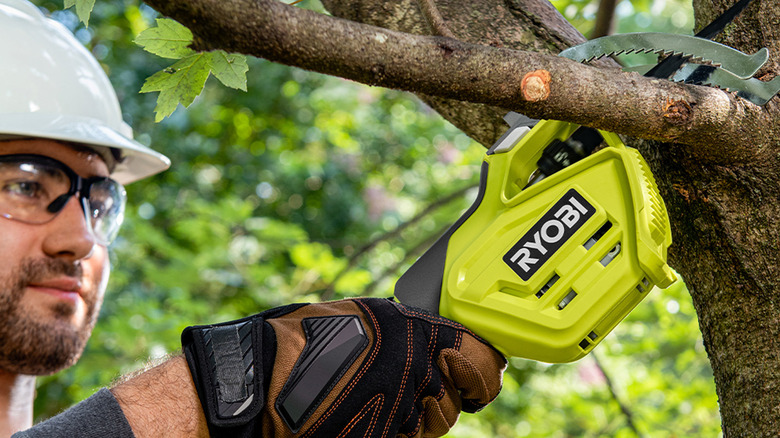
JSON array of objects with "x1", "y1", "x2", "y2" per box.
[
  {"x1": 320, "y1": 183, "x2": 477, "y2": 300},
  {"x1": 591, "y1": 352, "x2": 645, "y2": 438},
  {"x1": 417, "y1": 0, "x2": 457, "y2": 39},
  {"x1": 591, "y1": 0, "x2": 619, "y2": 38}
]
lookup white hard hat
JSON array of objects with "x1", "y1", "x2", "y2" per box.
[{"x1": 0, "y1": 0, "x2": 170, "y2": 184}]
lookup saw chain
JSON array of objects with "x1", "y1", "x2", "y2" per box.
[
  {"x1": 626, "y1": 62, "x2": 780, "y2": 106},
  {"x1": 559, "y1": 30, "x2": 777, "y2": 105},
  {"x1": 559, "y1": 32, "x2": 768, "y2": 80}
]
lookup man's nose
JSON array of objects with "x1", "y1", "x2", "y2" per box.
[{"x1": 41, "y1": 195, "x2": 97, "y2": 261}]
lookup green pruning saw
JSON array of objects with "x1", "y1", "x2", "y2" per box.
[
  {"x1": 395, "y1": 0, "x2": 766, "y2": 362},
  {"x1": 395, "y1": 115, "x2": 675, "y2": 363}
]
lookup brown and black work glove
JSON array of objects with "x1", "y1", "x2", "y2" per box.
[{"x1": 182, "y1": 297, "x2": 506, "y2": 437}]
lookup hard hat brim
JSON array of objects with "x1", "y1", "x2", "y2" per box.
[{"x1": 0, "y1": 113, "x2": 170, "y2": 184}]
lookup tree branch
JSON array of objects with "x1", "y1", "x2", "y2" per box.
[
  {"x1": 592, "y1": 352, "x2": 645, "y2": 438},
  {"x1": 144, "y1": 0, "x2": 778, "y2": 164},
  {"x1": 360, "y1": 222, "x2": 450, "y2": 297},
  {"x1": 320, "y1": 183, "x2": 477, "y2": 300},
  {"x1": 591, "y1": 0, "x2": 619, "y2": 39},
  {"x1": 417, "y1": 0, "x2": 457, "y2": 38},
  {"x1": 322, "y1": 0, "x2": 594, "y2": 148}
]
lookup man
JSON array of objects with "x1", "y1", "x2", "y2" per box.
[{"x1": 0, "y1": 1, "x2": 505, "y2": 437}]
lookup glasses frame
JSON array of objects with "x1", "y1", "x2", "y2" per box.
[{"x1": 0, "y1": 154, "x2": 126, "y2": 245}]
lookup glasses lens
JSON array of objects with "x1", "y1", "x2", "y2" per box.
[
  {"x1": 0, "y1": 155, "x2": 127, "y2": 246},
  {"x1": 86, "y1": 178, "x2": 126, "y2": 245},
  {"x1": 0, "y1": 159, "x2": 70, "y2": 223}
]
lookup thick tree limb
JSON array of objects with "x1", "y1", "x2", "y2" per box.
[
  {"x1": 321, "y1": 0, "x2": 597, "y2": 153},
  {"x1": 145, "y1": 0, "x2": 779, "y2": 164}
]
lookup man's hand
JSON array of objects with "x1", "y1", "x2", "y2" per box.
[{"x1": 182, "y1": 298, "x2": 506, "y2": 437}]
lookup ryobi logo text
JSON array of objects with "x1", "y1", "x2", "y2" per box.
[{"x1": 503, "y1": 189, "x2": 595, "y2": 281}]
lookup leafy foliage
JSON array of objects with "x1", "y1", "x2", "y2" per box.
[
  {"x1": 63, "y1": 0, "x2": 93, "y2": 25},
  {"x1": 551, "y1": 0, "x2": 694, "y2": 38},
  {"x1": 27, "y1": 1, "x2": 720, "y2": 436},
  {"x1": 135, "y1": 18, "x2": 249, "y2": 121}
]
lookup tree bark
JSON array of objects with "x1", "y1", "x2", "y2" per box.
[
  {"x1": 645, "y1": 2, "x2": 780, "y2": 435},
  {"x1": 143, "y1": 0, "x2": 780, "y2": 435},
  {"x1": 145, "y1": 0, "x2": 779, "y2": 159}
]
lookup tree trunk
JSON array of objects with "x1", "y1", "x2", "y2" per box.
[
  {"x1": 642, "y1": 6, "x2": 780, "y2": 430},
  {"x1": 146, "y1": 0, "x2": 780, "y2": 434}
]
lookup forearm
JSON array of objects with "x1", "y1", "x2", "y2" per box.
[{"x1": 111, "y1": 355, "x2": 209, "y2": 438}]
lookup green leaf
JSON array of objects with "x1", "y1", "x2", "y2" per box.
[
  {"x1": 134, "y1": 18, "x2": 195, "y2": 59},
  {"x1": 140, "y1": 54, "x2": 211, "y2": 122},
  {"x1": 208, "y1": 51, "x2": 249, "y2": 91},
  {"x1": 142, "y1": 50, "x2": 249, "y2": 121},
  {"x1": 136, "y1": 22, "x2": 248, "y2": 121},
  {"x1": 64, "y1": 0, "x2": 95, "y2": 26}
]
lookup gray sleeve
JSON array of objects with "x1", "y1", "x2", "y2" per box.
[{"x1": 12, "y1": 388, "x2": 135, "y2": 438}]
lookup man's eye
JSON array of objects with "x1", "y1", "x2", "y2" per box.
[
  {"x1": 89, "y1": 200, "x2": 107, "y2": 219},
  {"x1": 3, "y1": 180, "x2": 46, "y2": 199}
]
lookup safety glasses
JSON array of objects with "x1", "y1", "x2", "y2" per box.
[{"x1": 0, "y1": 154, "x2": 126, "y2": 245}]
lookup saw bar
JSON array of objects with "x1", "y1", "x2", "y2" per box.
[
  {"x1": 627, "y1": 63, "x2": 780, "y2": 106},
  {"x1": 683, "y1": 66, "x2": 780, "y2": 106},
  {"x1": 559, "y1": 32, "x2": 768, "y2": 80}
]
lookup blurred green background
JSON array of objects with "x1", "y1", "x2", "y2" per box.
[{"x1": 29, "y1": 0, "x2": 720, "y2": 436}]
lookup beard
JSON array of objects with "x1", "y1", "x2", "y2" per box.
[{"x1": 0, "y1": 258, "x2": 101, "y2": 375}]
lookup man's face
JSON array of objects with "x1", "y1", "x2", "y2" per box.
[{"x1": 0, "y1": 139, "x2": 111, "y2": 376}]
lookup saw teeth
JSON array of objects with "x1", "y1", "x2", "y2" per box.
[
  {"x1": 582, "y1": 48, "x2": 722, "y2": 66},
  {"x1": 585, "y1": 48, "x2": 723, "y2": 69},
  {"x1": 672, "y1": 64, "x2": 780, "y2": 105},
  {"x1": 559, "y1": 32, "x2": 769, "y2": 79}
]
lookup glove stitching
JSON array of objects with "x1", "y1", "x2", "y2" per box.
[
  {"x1": 381, "y1": 318, "x2": 414, "y2": 438},
  {"x1": 402, "y1": 324, "x2": 437, "y2": 427},
  {"x1": 435, "y1": 378, "x2": 446, "y2": 400},
  {"x1": 401, "y1": 323, "x2": 439, "y2": 437},
  {"x1": 302, "y1": 301, "x2": 382, "y2": 438},
  {"x1": 334, "y1": 393, "x2": 383, "y2": 438},
  {"x1": 364, "y1": 394, "x2": 383, "y2": 438},
  {"x1": 394, "y1": 304, "x2": 479, "y2": 337},
  {"x1": 398, "y1": 305, "x2": 506, "y2": 359}
]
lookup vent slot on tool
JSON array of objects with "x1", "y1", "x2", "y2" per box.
[
  {"x1": 578, "y1": 331, "x2": 599, "y2": 350},
  {"x1": 536, "y1": 274, "x2": 559, "y2": 298},
  {"x1": 557, "y1": 290, "x2": 578, "y2": 310},
  {"x1": 600, "y1": 243, "x2": 621, "y2": 266},
  {"x1": 584, "y1": 221, "x2": 612, "y2": 250},
  {"x1": 636, "y1": 277, "x2": 650, "y2": 293}
]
